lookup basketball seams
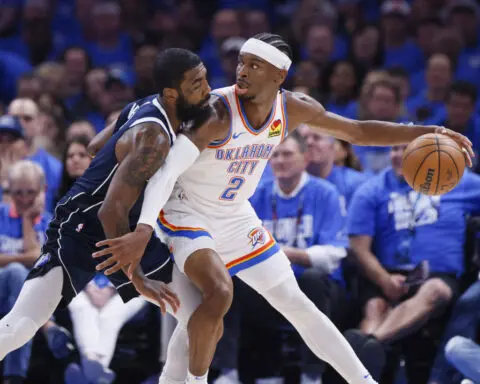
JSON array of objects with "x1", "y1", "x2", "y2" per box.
[
  {"x1": 403, "y1": 134, "x2": 465, "y2": 196},
  {"x1": 439, "y1": 150, "x2": 460, "y2": 181},
  {"x1": 402, "y1": 142, "x2": 462, "y2": 165},
  {"x1": 402, "y1": 143, "x2": 439, "y2": 164},
  {"x1": 412, "y1": 150, "x2": 438, "y2": 191}
]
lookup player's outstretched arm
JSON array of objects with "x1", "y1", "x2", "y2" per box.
[{"x1": 286, "y1": 91, "x2": 474, "y2": 166}]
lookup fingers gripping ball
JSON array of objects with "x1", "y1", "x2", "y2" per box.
[{"x1": 402, "y1": 133, "x2": 466, "y2": 196}]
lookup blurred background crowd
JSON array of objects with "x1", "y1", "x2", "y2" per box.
[{"x1": 0, "y1": 0, "x2": 480, "y2": 383}]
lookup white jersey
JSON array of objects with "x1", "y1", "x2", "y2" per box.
[{"x1": 176, "y1": 85, "x2": 288, "y2": 213}]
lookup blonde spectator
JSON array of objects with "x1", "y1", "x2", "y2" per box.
[{"x1": 8, "y1": 98, "x2": 62, "y2": 213}]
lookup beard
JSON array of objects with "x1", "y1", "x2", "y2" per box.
[
  {"x1": 237, "y1": 92, "x2": 255, "y2": 101},
  {"x1": 176, "y1": 93, "x2": 212, "y2": 132}
]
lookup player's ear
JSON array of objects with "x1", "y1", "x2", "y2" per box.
[
  {"x1": 274, "y1": 69, "x2": 288, "y2": 85},
  {"x1": 163, "y1": 88, "x2": 178, "y2": 105}
]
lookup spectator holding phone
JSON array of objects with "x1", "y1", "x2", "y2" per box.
[{"x1": 346, "y1": 145, "x2": 480, "y2": 380}]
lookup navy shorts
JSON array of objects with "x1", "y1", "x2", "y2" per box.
[{"x1": 26, "y1": 194, "x2": 173, "y2": 307}]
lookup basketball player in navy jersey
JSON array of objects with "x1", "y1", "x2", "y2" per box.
[{"x1": 0, "y1": 48, "x2": 213, "y2": 364}]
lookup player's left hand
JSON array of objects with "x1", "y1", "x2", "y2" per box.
[
  {"x1": 133, "y1": 278, "x2": 180, "y2": 314},
  {"x1": 435, "y1": 127, "x2": 474, "y2": 167}
]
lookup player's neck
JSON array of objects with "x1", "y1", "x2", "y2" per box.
[
  {"x1": 277, "y1": 173, "x2": 304, "y2": 196},
  {"x1": 159, "y1": 97, "x2": 182, "y2": 133},
  {"x1": 241, "y1": 92, "x2": 277, "y2": 130},
  {"x1": 307, "y1": 160, "x2": 333, "y2": 179}
]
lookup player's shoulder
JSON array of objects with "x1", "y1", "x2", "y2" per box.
[
  {"x1": 283, "y1": 89, "x2": 326, "y2": 126},
  {"x1": 284, "y1": 89, "x2": 325, "y2": 110},
  {"x1": 128, "y1": 95, "x2": 166, "y2": 120}
]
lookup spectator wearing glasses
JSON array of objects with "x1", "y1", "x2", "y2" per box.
[
  {"x1": 346, "y1": 145, "x2": 480, "y2": 380},
  {"x1": 7, "y1": 98, "x2": 62, "y2": 213},
  {"x1": 0, "y1": 160, "x2": 51, "y2": 384}
]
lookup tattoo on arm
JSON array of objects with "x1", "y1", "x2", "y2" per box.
[{"x1": 123, "y1": 125, "x2": 168, "y2": 186}]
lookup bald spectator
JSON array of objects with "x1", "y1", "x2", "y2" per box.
[
  {"x1": 66, "y1": 120, "x2": 96, "y2": 142},
  {"x1": 0, "y1": 160, "x2": 51, "y2": 384},
  {"x1": 406, "y1": 54, "x2": 452, "y2": 123},
  {"x1": 8, "y1": 98, "x2": 62, "y2": 213}
]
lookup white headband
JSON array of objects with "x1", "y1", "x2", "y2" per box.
[{"x1": 240, "y1": 38, "x2": 292, "y2": 71}]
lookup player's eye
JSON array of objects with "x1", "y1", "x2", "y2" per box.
[{"x1": 252, "y1": 64, "x2": 259, "y2": 70}]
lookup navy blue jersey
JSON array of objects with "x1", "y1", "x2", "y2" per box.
[
  {"x1": 26, "y1": 95, "x2": 177, "y2": 306},
  {"x1": 68, "y1": 95, "x2": 176, "y2": 224}
]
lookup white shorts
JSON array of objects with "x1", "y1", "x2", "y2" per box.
[{"x1": 157, "y1": 198, "x2": 293, "y2": 292}]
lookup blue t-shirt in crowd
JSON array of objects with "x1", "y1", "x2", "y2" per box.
[
  {"x1": 0, "y1": 50, "x2": 32, "y2": 105},
  {"x1": 250, "y1": 173, "x2": 347, "y2": 278},
  {"x1": 347, "y1": 168, "x2": 480, "y2": 275},
  {"x1": 383, "y1": 40, "x2": 425, "y2": 74},
  {"x1": 405, "y1": 92, "x2": 445, "y2": 123},
  {"x1": 28, "y1": 149, "x2": 62, "y2": 213},
  {"x1": 85, "y1": 33, "x2": 134, "y2": 72},
  {"x1": 0, "y1": 203, "x2": 51, "y2": 256},
  {"x1": 325, "y1": 165, "x2": 367, "y2": 208}
]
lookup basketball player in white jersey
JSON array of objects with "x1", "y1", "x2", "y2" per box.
[{"x1": 94, "y1": 34, "x2": 474, "y2": 384}]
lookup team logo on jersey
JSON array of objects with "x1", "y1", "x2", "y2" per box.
[
  {"x1": 34, "y1": 253, "x2": 51, "y2": 269},
  {"x1": 76, "y1": 223, "x2": 84, "y2": 232},
  {"x1": 248, "y1": 227, "x2": 266, "y2": 248},
  {"x1": 268, "y1": 119, "x2": 282, "y2": 138}
]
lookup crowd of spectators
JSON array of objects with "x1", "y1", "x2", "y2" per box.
[{"x1": 1, "y1": 0, "x2": 480, "y2": 383}]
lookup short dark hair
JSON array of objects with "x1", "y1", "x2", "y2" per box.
[
  {"x1": 153, "y1": 48, "x2": 202, "y2": 94},
  {"x1": 448, "y1": 81, "x2": 478, "y2": 103},
  {"x1": 252, "y1": 33, "x2": 293, "y2": 61},
  {"x1": 286, "y1": 130, "x2": 307, "y2": 153}
]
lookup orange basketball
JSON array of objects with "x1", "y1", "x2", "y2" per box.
[{"x1": 402, "y1": 133, "x2": 466, "y2": 196}]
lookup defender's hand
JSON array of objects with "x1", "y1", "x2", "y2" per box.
[
  {"x1": 133, "y1": 278, "x2": 180, "y2": 314},
  {"x1": 435, "y1": 127, "x2": 474, "y2": 167},
  {"x1": 93, "y1": 224, "x2": 153, "y2": 277}
]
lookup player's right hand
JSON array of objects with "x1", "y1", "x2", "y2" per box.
[
  {"x1": 133, "y1": 278, "x2": 180, "y2": 314},
  {"x1": 93, "y1": 224, "x2": 153, "y2": 277}
]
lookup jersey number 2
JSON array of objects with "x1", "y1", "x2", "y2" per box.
[{"x1": 220, "y1": 177, "x2": 245, "y2": 201}]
